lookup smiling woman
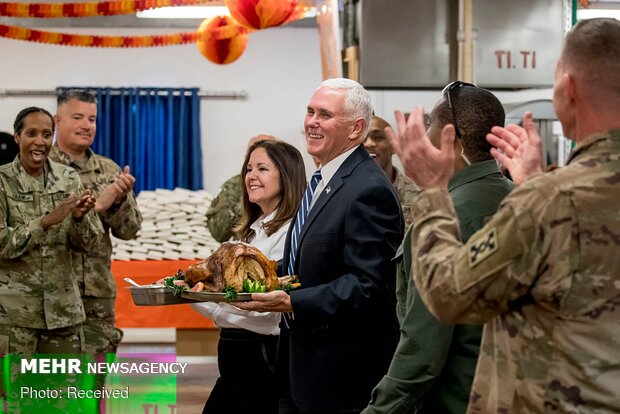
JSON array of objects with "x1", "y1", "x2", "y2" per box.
[
  {"x1": 0, "y1": 107, "x2": 102, "y2": 359},
  {"x1": 245, "y1": 147, "x2": 282, "y2": 216},
  {"x1": 191, "y1": 138, "x2": 307, "y2": 413},
  {"x1": 13, "y1": 108, "x2": 54, "y2": 176},
  {"x1": 236, "y1": 139, "x2": 307, "y2": 242}
]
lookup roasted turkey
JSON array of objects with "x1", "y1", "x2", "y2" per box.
[{"x1": 185, "y1": 242, "x2": 279, "y2": 293}]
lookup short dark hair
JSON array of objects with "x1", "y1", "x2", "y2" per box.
[
  {"x1": 14, "y1": 107, "x2": 55, "y2": 135},
  {"x1": 434, "y1": 86, "x2": 505, "y2": 163},
  {"x1": 57, "y1": 89, "x2": 98, "y2": 106},
  {"x1": 561, "y1": 18, "x2": 620, "y2": 99},
  {"x1": 235, "y1": 139, "x2": 307, "y2": 241}
]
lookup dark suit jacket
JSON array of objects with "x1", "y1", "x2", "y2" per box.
[{"x1": 280, "y1": 145, "x2": 403, "y2": 413}]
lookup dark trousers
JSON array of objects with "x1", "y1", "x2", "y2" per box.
[
  {"x1": 203, "y1": 328, "x2": 279, "y2": 414},
  {"x1": 276, "y1": 329, "x2": 364, "y2": 414}
]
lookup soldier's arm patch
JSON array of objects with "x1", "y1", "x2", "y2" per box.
[
  {"x1": 468, "y1": 227, "x2": 498, "y2": 267},
  {"x1": 454, "y1": 206, "x2": 536, "y2": 294}
]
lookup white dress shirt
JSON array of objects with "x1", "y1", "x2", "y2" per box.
[
  {"x1": 191, "y1": 210, "x2": 290, "y2": 336},
  {"x1": 310, "y1": 145, "x2": 359, "y2": 209}
]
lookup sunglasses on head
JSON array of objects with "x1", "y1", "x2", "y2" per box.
[{"x1": 442, "y1": 81, "x2": 476, "y2": 139}]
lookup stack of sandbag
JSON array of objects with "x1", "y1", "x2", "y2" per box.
[{"x1": 111, "y1": 188, "x2": 221, "y2": 261}]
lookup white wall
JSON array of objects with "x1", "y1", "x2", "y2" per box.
[
  {"x1": 0, "y1": 26, "x2": 553, "y2": 194},
  {"x1": 0, "y1": 27, "x2": 323, "y2": 194}
]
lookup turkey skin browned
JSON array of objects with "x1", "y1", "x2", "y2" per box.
[{"x1": 184, "y1": 242, "x2": 279, "y2": 293}]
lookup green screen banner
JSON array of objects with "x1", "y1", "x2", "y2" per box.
[{"x1": 1, "y1": 353, "x2": 184, "y2": 413}]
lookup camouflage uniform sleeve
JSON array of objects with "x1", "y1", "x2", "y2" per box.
[
  {"x1": 410, "y1": 185, "x2": 558, "y2": 324},
  {"x1": 67, "y1": 174, "x2": 104, "y2": 252},
  {"x1": 0, "y1": 180, "x2": 48, "y2": 259},
  {"x1": 392, "y1": 169, "x2": 421, "y2": 229},
  {"x1": 206, "y1": 175, "x2": 243, "y2": 242},
  {"x1": 100, "y1": 191, "x2": 142, "y2": 240}
]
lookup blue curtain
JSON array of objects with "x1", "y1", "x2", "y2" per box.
[{"x1": 56, "y1": 87, "x2": 203, "y2": 193}]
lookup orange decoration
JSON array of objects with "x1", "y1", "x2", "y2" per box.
[
  {"x1": 0, "y1": 24, "x2": 198, "y2": 47},
  {"x1": 0, "y1": 0, "x2": 216, "y2": 18},
  {"x1": 196, "y1": 15, "x2": 250, "y2": 65},
  {"x1": 0, "y1": 0, "x2": 309, "y2": 63},
  {"x1": 225, "y1": 0, "x2": 303, "y2": 30}
]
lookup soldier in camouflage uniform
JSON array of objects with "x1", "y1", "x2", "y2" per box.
[
  {"x1": 388, "y1": 18, "x2": 620, "y2": 413},
  {"x1": 206, "y1": 135, "x2": 275, "y2": 242},
  {"x1": 206, "y1": 173, "x2": 243, "y2": 242},
  {"x1": 49, "y1": 90, "x2": 142, "y2": 358},
  {"x1": 0, "y1": 107, "x2": 101, "y2": 355},
  {"x1": 364, "y1": 115, "x2": 420, "y2": 227}
]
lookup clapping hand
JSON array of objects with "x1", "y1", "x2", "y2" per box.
[
  {"x1": 95, "y1": 165, "x2": 136, "y2": 213},
  {"x1": 114, "y1": 165, "x2": 135, "y2": 203},
  {"x1": 486, "y1": 111, "x2": 543, "y2": 185},
  {"x1": 42, "y1": 190, "x2": 95, "y2": 229},
  {"x1": 386, "y1": 107, "x2": 456, "y2": 189},
  {"x1": 72, "y1": 189, "x2": 96, "y2": 218}
]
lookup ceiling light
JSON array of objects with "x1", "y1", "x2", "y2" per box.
[
  {"x1": 137, "y1": 6, "x2": 317, "y2": 20},
  {"x1": 137, "y1": 6, "x2": 230, "y2": 19}
]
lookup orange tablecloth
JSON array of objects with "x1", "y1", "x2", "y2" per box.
[{"x1": 112, "y1": 260, "x2": 215, "y2": 329}]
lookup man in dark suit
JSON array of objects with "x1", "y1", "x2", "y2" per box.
[{"x1": 236, "y1": 78, "x2": 403, "y2": 413}]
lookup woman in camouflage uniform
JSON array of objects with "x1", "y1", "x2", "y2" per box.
[{"x1": 0, "y1": 107, "x2": 101, "y2": 355}]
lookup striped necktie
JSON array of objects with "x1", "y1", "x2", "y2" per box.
[{"x1": 287, "y1": 169, "x2": 322, "y2": 276}]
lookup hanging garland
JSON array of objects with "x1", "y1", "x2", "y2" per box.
[
  {"x1": 0, "y1": 0, "x2": 307, "y2": 63},
  {"x1": 0, "y1": 0, "x2": 250, "y2": 49},
  {"x1": 0, "y1": 22, "x2": 250, "y2": 48},
  {"x1": 0, "y1": 0, "x2": 217, "y2": 18},
  {"x1": 0, "y1": 24, "x2": 200, "y2": 47}
]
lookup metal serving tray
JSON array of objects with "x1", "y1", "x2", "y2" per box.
[
  {"x1": 129, "y1": 285, "x2": 201, "y2": 306},
  {"x1": 181, "y1": 291, "x2": 254, "y2": 303}
]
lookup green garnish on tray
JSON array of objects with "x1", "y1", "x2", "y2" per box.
[
  {"x1": 223, "y1": 286, "x2": 238, "y2": 301},
  {"x1": 164, "y1": 270, "x2": 189, "y2": 296}
]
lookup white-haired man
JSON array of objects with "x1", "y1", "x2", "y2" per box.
[{"x1": 237, "y1": 78, "x2": 403, "y2": 413}]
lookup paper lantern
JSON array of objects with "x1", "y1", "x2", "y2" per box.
[
  {"x1": 225, "y1": 0, "x2": 300, "y2": 30},
  {"x1": 196, "y1": 15, "x2": 249, "y2": 65}
]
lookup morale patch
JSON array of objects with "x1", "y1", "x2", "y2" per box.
[{"x1": 468, "y1": 227, "x2": 498, "y2": 267}]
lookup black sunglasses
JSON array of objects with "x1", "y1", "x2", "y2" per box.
[{"x1": 442, "y1": 81, "x2": 476, "y2": 139}]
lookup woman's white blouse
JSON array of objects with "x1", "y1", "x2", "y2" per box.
[{"x1": 191, "y1": 210, "x2": 290, "y2": 335}]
